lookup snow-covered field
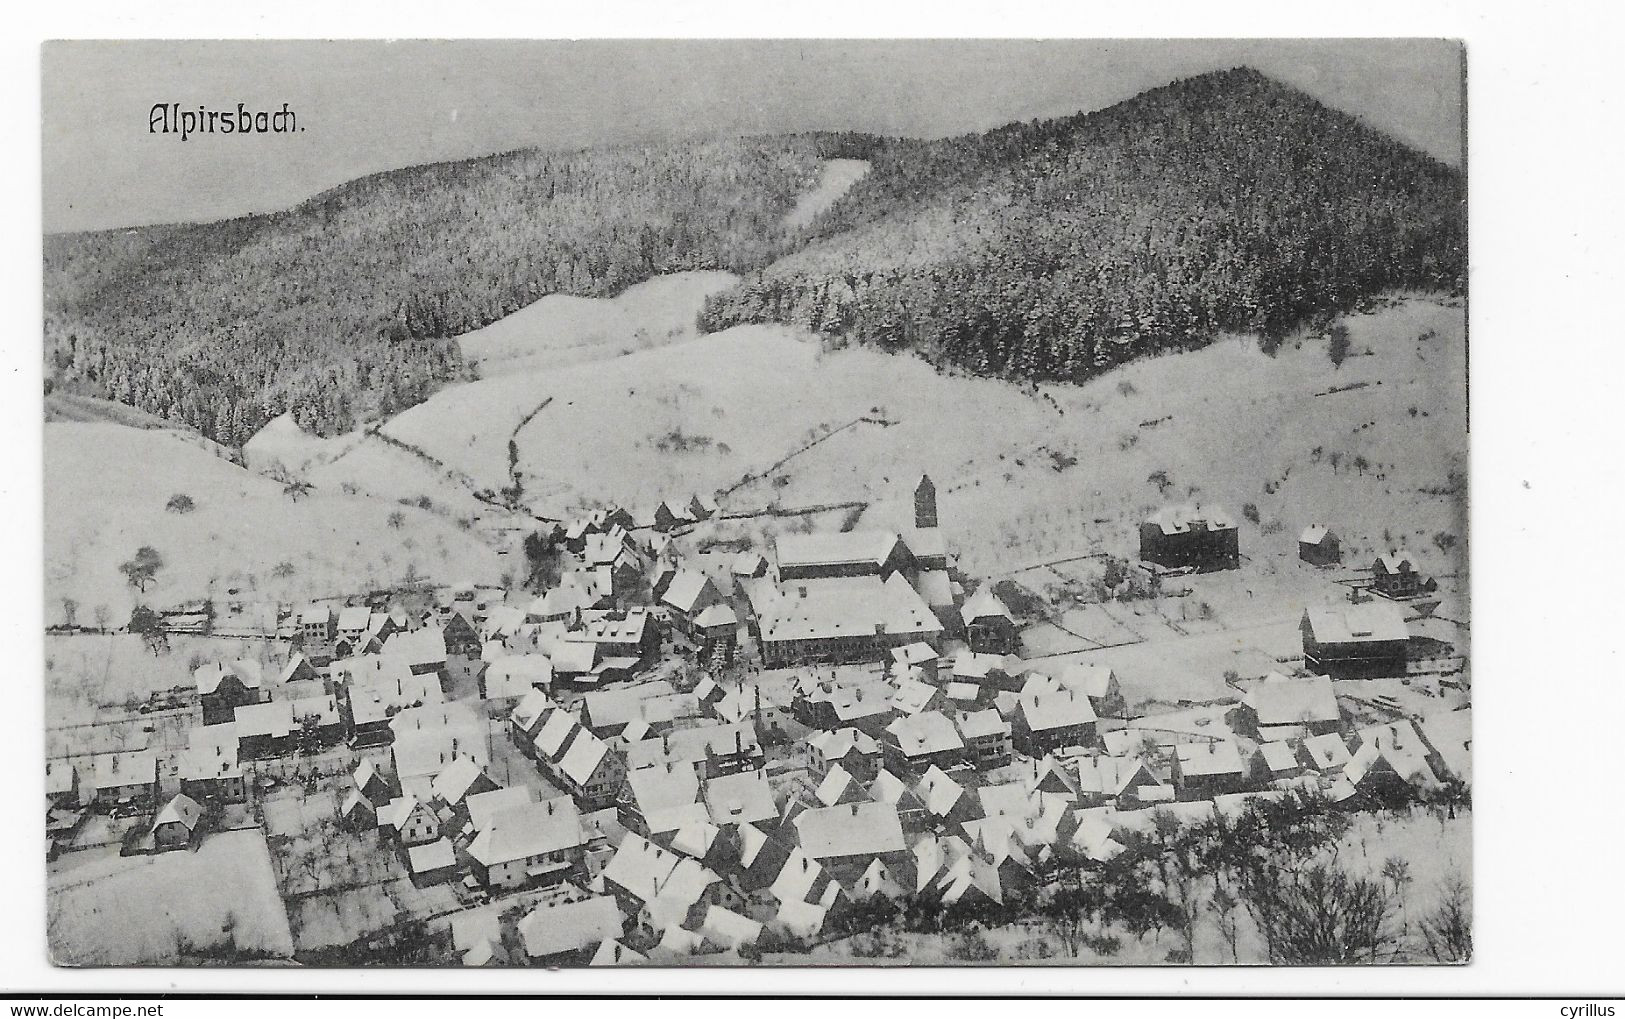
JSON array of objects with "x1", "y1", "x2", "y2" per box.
[
  {"x1": 455, "y1": 269, "x2": 741, "y2": 379},
  {"x1": 49, "y1": 829, "x2": 294, "y2": 966},
  {"x1": 44, "y1": 422, "x2": 504, "y2": 627},
  {"x1": 782, "y1": 158, "x2": 870, "y2": 230}
]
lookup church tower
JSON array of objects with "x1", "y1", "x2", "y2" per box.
[{"x1": 913, "y1": 474, "x2": 938, "y2": 530}]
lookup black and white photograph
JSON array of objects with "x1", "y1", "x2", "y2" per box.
[{"x1": 37, "y1": 36, "x2": 1476, "y2": 971}]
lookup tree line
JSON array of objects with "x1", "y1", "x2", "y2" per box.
[
  {"x1": 701, "y1": 67, "x2": 1466, "y2": 383},
  {"x1": 44, "y1": 137, "x2": 834, "y2": 446}
]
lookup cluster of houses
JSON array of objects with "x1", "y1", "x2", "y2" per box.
[{"x1": 44, "y1": 469, "x2": 1467, "y2": 963}]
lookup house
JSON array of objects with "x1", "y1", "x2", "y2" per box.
[
  {"x1": 581, "y1": 682, "x2": 696, "y2": 737},
  {"x1": 179, "y1": 724, "x2": 246, "y2": 803},
  {"x1": 405, "y1": 837, "x2": 459, "y2": 887},
  {"x1": 891, "y1": 642, "x2": 941, "y2": 682},
  {"x1": 233, "y1": 700, "x2": 295, "y2": 760},
  {"x1": 379, "y1": 795, "x2": 441, "y2": 846},
  {"x1": 443, "y1": 611, "x2": 482, "y2": 659},
  {"x1": 590, "y1": 939, "x2": 646, "y2": 967},
  {"x1": 793, "y1": 801, "x2": 908, "y2": 884},
  {"x1": 627, "y1": 722, "x2": 764, "y2": 779},
  {"x1": 701, "y1": 769, "x2": 778, "y2": 829},
  {"x1": 335, "y1": 605, "x2": 373, "y2": 652},
  {"x1": 537, "y1": 722, "x2": 627, "y2": 810},
  {"x1": 466, "y1": 797, "x2": 587, "y2": 889},
  {"x1": 289, "y1": 693, "x2": 346, "y2": 750},
  {"x1": 465, "y1": 786, "x2": 537, "y2": 837},
  {"x1": 1074, "y1": 755, "x2": 1162, "y2": 806},
  {"x1": 1140, "y1": 504, "x2": 1240, "y2": 572},
  {"x1": 1350, "y1": 721, "x2": 1440, "y2": 793},
  {"x1": 960, "y1": 588, "x2": 1018, "y2": 656},
  {"x1": 1371, "y1": 553, "x2": 1437, "y2": 600},
  {"x1": 653, "y1": 500, "x2": 694, "y2": 532},
  {"x1": 46, "y1": 760, "x2": 78, "y2": 809},
  {"x1": 1299, "y1": 732, "x2": 1355, "y2": 774},
  {"x1": 1170, "y1": 741, "x2": 1246, "y2": 798},
  {"x1": 1056, "y1": 662, "x2": 1127, "y2": 718},
  {"x1": 518, "y1": 895, "x2": 624, "y2": 964},
  {"x1": 914, "y1": 766, "x2": 983, "y2": 828},
  {"x1": 1302, "y1": 602, "x2": 1410, "y2": 678},
  {"x1": 620, "y1": 762, "x2": 703, "y2": 838},
  {"x1": 389, "y1": 702, "x2": 489, "y2": 790},
  {"x1": 882, "y1": 711, "x2": 966, "y2": 775},
  {"x1": 756, "y1": 573, "x2": 943, "y2": 668},
  {"x1": 1299, "y1": 525, "x2": 1342, "y2": 566},
  {"x1": 688, "y1": 493, "x2": 721, "y2": 521},
  {"x1": 481, "y1": 654, "x2": 554, "y2": 702},
  {"x1": 773, "y1": 530, "x2": 914, "y2": 582},
  {"x1": 339, "y1": 789, "x2": 377, "y2": 830},
  {"x1": 151, "y1": 793, "x2": 204, "y2": 852},
  {"x1": 793, "y1": 673, "x2": 895, "y2": 735},
  {"x1": 352, "y1": 757, "x2": 394, "y2": 805},
  {"x1": 1255, "y1": 741, "x2": 1306, "y2": 783},
  {"x1": 297, "y1": 604, "x2": 336, "y2": 645},
  {"x1": 1417, "y1": 708, "x2": 1473, "y2": 785},
  {"x1": 730, "y1": 551, "x2": 768, "y2": 580},
  {"x1": 430, "y1": 757, "x2": 499, "y2": 811},
  {"x1": 600, "y1": 834, "x2": 725, "y2": 938},
  {"x1": 1240, "y1": 673, "x2": 1343, "y2": 737},
  {"x1": 570, "y1": 608, "x2": 661, "y2": 667},
  {"x1": 194, "y1": 659, "x2": 268, "y2": 726},
  {"x1": 954, "y1": 709, "x2": 1013, "y2": 769},
  {"x1": 381, "y1": 626, "x2": 448, "y2": 679},
  {"x1": 806, "y1": 728, "x2": 882, "y2": 782},
  {"x1": 1012, "y1": 689, "x2": 1097, "y2": 755},
  {"x1": 659, "y1": 570, "x2": 725, "y2": 637}
]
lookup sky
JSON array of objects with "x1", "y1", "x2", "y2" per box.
[{"x1": 41, "y1": 38, "x2": 1464, "y2": 234}]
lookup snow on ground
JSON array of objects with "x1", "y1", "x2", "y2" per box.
[
  {"x1": 46, "y1": 633, "x2": 288, "y2": 723},
  {"x1": 49, "y1": 829, "x2": 294, "y2": 965},
  {"x1": 44, "y1": 422, "x2": 504, "y2": 627},
  {"x1": 241, "y1": 412, "x2": 365, "y2": 478},
  {"x1": 454, "y1": 269, "x2": 741, "y2": 379},
  {"x1": 781, "y1": 159, "x2": 870, "y2": 230}
]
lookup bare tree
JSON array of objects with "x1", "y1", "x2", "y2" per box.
[{"x1": 1419, "y1": 874, "x2": 1472, "y2": 963}]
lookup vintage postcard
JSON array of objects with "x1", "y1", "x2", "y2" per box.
[{"x1": 41, "y1": 39, "x2": 1469, "y2": 968}]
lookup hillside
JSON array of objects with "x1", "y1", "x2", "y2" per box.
[
  {"x1": 43, "y1": 137, "x2": 834, "y2": 445},
  {"x1": 701, "y1": 67, "x2": 1466, "y2": 385},
  {"x1": 44, "y1": 422, "x2": 504, "y2": 628}
]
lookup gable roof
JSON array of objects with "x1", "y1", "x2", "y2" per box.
[
  {"x1": 960, "y1": 587, "x2": 1014, "y2": 626},
  {"x1": 1244, "y1": 672, "x2": 1340, "y2": 726},
  {"x1": 1017, "y1": 689, "x2": 1097, "y2": 732},
  {"x1": 758, "y1": 573, "x2": 942, "y2": 644},
  {"x1": 154, "y1": 793, "x2": 203, "y2": 831},
  {"x1": 701, "y1": 769, "x2": 777, "y2": 827},
  {"x1": 1144, "y1": 504, "x2": 1237, "y2": 534},
  {"x1": 465, "y1": 785, "x2": 538, "y2": 835},
  {"x1": 659, "y1": 570, "x2": 715, "y2": 615},
  {"x1": 774, "y1": 530, "x2": 901, "y2": 570},
  {"x1": 518, "y1": 896, "x2": 622, "y2": 959},
  {"x1": 1176, "y1": 741, "x2": 1245, "y2": 777},
  {"x1": 466, "y1": 797, "x2": 585, "y2": 867},
  {"x1": 885, "y1": 711, "x2": 964, "y2": 758},
  {"x1": 1304, "y1": 602, "x2": 1410, "y2": 644}
]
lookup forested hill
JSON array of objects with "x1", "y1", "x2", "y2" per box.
[
  {"x1": 700, "y1": 67, "x2": 1466, "y2": 380},
  {"x1": 43, "y1": 138, "x2": 832, "y2": 445}
]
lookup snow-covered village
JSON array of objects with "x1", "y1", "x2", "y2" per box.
[
  {"x1": 44, "y1": 460, "x2": 1470, "y2": 966},
  {"x1": 40, "y1": 39, "x2": 1474, "y2": 970}
]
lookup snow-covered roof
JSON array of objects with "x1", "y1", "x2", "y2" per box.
[
  {"x1": 467, "y1": 797, "x2": 585, "y2": 868},
  {"x1": 774, "y1": 530, "x2": 900, "y2": 570},
  {"x1": 1244, "y1": 672, "x2": 1340, "y2": 726},
  {"x1": 1304, "y1": 602, "x2": 1410, "y2": 644},
  {"x1": 518, "y1": 895, "x2": 622, "y2": 959}
]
